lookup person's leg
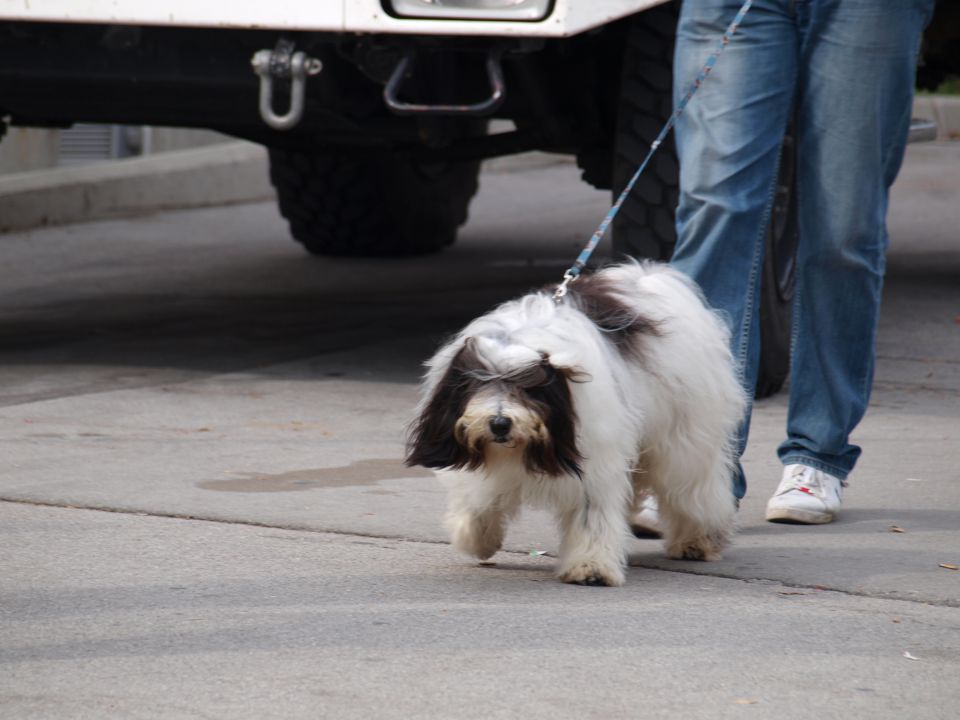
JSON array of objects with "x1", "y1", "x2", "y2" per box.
[
  {"x1": 779, "y1": 0, "x2": 935, "y2": 479},
  {"x1": 671, "y1": 0, "x2": 798, "y2": 498}
]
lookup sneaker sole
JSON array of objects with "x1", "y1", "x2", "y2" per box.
[
  {"x1": 765, "y1": 507, "x2": 834, "y2": 524},
  {"x1": 630, "y1": 521, "x2": 662, "y2": 539}
]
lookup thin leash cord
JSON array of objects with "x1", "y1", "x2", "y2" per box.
[{"x1": 554, "y1": 0, "x2": 753, "y2": 302}]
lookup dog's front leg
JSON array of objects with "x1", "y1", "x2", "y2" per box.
[
  {"x1": 445, "y1": 475, "x2": 520, "y2": 561},
  {"x1": 448, "y1": 507, "x2": 506, "y2": 561},
  {"x1": 555, "y1": 477, "x2": 630, "y2": 587}
]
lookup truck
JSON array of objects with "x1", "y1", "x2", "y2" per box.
[{"x1": 1, "y1": 0, "x2": 956, "y2": 395}]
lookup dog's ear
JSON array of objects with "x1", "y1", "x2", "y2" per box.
[
  {"x1": 405, "y1": 341, "x2": 480, "y2": 471},
  {"x1": 522, "y1": 363, "x2": 583, "y2": 479}
]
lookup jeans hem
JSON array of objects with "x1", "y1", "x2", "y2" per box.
[{"x1": 780, "y1": 455, "x2": 850, "y2": 484}]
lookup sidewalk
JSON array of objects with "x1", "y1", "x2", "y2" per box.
[
  {"x1": 4, "y1": 500, "x2": 957, "y2": 720},
  {"x1": 1, "y1": 143, "x2": 958, "y2": 719}
]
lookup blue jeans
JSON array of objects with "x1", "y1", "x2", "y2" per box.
[{"x1": 670, "y1": 0, "x2": 935, "y2": 498}]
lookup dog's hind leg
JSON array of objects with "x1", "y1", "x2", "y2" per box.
[
  {"x1": 648, "y1": 450, "x2": 737, "y2": 562},
  {"x1": 554, "y1": 473, "x2": 631, "y2": 587},
  {"x1": 445, "y1": 475, "x2": 521, "y2": 561},
  {"x1": 659, "y1": 505, "x2": 731, "y2": 561}
]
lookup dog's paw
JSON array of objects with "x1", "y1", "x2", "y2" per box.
[
  {"x1": 665, "y1": 535, "x2": 725, "y2": 562},
  {"x1": 448, "y1": 513, "x2": 504, "y2": 561},
  {"x1": 557, "y1": 561, "x2": 624, "y2": 587}
]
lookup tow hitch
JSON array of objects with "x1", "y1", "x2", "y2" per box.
[{"x1": 384, "y1": 48, "x2": 505, "y2": 116}]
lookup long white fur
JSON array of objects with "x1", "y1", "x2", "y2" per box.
[{"x1": 416, "y1": 262, "x2": 746, "y2": 586}]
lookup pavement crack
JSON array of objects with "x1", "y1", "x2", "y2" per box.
[
  {"x1": 876, "y1": 353, "x2": 960, "y2": 366},
  {"x1": 3, "y1": 496, "x2": 957, "y2": 609},
  {"x1": 0, "y1": 496, "x2": 452, "y2": 547},
  {"x1": 627, "y1": 560, "x2": 960, "y2": 609}
]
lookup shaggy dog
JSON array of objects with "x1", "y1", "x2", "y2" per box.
[{"x1": 406, "y1": 262, "x2": 745, "y2": 586}]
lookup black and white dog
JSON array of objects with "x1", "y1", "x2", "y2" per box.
[{"x1": 406, "y1": 262, "x2": 745, "y2": 586}]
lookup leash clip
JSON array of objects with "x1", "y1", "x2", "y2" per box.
[{"x1": 553, "y1": 269, "x2": 579, "y2": 303}]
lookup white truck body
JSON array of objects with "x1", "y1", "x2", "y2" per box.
[
  {"x1": 0, "y1": 0, "x2": 666, "y2": 36},
  {"x1": 0, "y1": 0, "x2": 682, "y2": 260}
]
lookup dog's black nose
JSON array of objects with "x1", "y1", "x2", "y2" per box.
[{"x1": 488, "y1": 415, "x2": 512, "y2": 440}]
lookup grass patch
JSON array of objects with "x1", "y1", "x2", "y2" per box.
[{"x1": 919, "y1": 76, "x2": 960, "y2": 95}]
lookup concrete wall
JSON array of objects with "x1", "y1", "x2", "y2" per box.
[
  {"x1": 0, "y1": 126, "x2": 233, "y2": 175},
  {"x1": 1, "y1": 97, "x2": 957, "y2": 176},
  {"x1": 147, "y1": 128, "x2": 233, "y2": 154},
  {"x1": 913, "y1": 95, "x2": 960, "y2": 141},
  {"x1": 0, "y1": 128, "x2": 61, "y2": 174}
]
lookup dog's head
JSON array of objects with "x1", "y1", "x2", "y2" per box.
[{"x1": 405, "y1": 337, "x2": 584, "y2": 478}]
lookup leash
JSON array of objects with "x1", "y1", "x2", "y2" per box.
[{"x1": 553, "y1": 0, "x2": 754, "y2": 302}]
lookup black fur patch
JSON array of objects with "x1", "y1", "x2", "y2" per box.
[
  {"x1": 406, "y1": 344, "x2": 584, "y2": 479},
  {"x1": 520, "y1": 363, "x2": 583, "y2": 478},
  {"x1": 405, "y1": 340, "x2": 487, "y2": 472},
  {"x1": 565, "y1": 273, "x2": 662, "y2": 354}
]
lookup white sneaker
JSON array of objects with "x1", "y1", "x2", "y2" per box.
[
  {"x1": 630, "y1": 492, "x2": 662, "y2": 538},
  {"x1": 765, "y1": 464, "x2": 846, "y2": 524}
]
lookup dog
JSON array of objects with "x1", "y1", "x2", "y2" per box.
[{"x1": 405, "y1": 262, "x2": 746, "y2": 586}]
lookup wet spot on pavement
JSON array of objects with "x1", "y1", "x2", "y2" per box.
[{"x1": 196, "y1": 458, "x2": 434, "y2": 493}]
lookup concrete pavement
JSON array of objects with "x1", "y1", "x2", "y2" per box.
[
  {"x1": 4, "y1": 501, "x2": 958, "y2": 720},
  {"x1": 1, "y1": 143, "x2": 959, "y2": 718}
]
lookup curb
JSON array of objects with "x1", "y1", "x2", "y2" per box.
[
  {"x1": 0, "y1": 141, "x2": 273, "y2": 234},
  {"x1": 913, "y1": 95, "x2": 960, "y2": 141},
  {"x1": 0, "y1": 96, "x2": 954, "y2": 235},
  {"x1": 0, "y1": 140, "x2": 572, "y2": 235}
]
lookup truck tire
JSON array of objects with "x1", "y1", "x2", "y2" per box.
[
  {"x1": 610, "y1": 2, "x2": 680, "y2": 261},
  {"x1": 268, "y1": 148, "x2": 482, "y2": 257}
]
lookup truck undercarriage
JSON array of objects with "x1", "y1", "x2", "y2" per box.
[{"x1": 1, "y1": 1, "x2": 957, "y2": 397}]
